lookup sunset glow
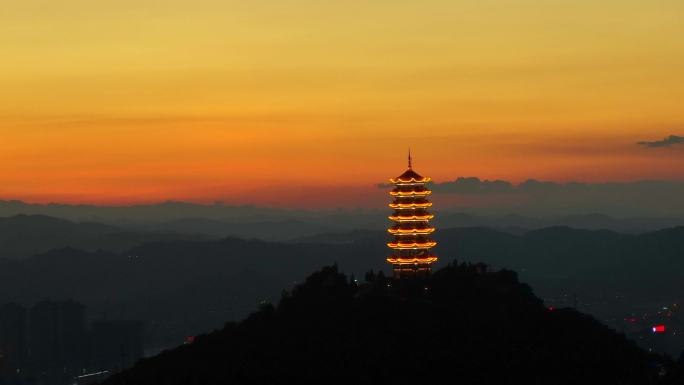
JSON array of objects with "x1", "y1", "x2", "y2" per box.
[{"x1": 1, "y1": 0, "x2": 683, "y2": 206}]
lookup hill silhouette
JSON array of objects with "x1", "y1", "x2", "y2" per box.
[
  {"x1": 103, "y1": 264, "x2": 677, "y2": 385},
  {"x1": 138, "y1": 217, "x2": 341, "y2": 241},
  {"x1": 2, "y1": 200, "x2": 683, "y2": 239},
  {"x1": 0, "y1": 215, "x2": 206, "y2": 259},
  {"x1": 296, "y1": 226, "x2": 684, "y2": 302},
  {"x1": 2, "y1": 226, "x2": 684, "y2": 350}
]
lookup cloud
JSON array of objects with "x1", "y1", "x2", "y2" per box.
[
  {"x1": 379, "y1": 177, "x2": 515, "y2": 194},
  {"x1": 431, "y1": 177, "x2": 514, "y2": 194},
  {"x1": 637, "y1": 135, "x2": 684, "y2": 148},
  {"x1": 380, "y1": 177, "x2": 684, "y2": 216}
]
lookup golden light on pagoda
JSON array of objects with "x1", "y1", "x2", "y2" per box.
[
  {"x1": 386, "y1": 257, "x2": 439, "y2": 265},
  {"x1": 389, "y1": 190, "x2": 432, "y2": 197},
  {"x1": 388, "y1": 202, "x2": 433, "y2": 209},
  {"x1": 386, "y1": 151, "x2": 438, "y2": 278},
  {"x1": 387, "y1": 227, "x2": 436, "y2": 235},
  {"x1": 387, "y1": 214, "x2": 435, "y2": 221},
  {"x1": 387, "y1": 241, "x2": 438, "y2": 249}
]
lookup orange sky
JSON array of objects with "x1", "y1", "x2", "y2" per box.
[{"x1": 1, "y1": 0, "x2": 683, "y2": 206}]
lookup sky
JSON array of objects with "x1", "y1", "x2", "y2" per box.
[{"x1": 1, "y1": 0, "x2": 683, "y2": 207}]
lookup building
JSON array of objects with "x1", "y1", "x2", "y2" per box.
[
  {"x1": 28, "y1": 299, "x2": 87, "y2": 374},
  {"x1": 0, "y1": 303, "x2": 28, "y2": 374},
  {"x1": 386, "y1": 151, "x2": 438, "y2": 278},
  {"x1": 0, "y1": 300, "x2": 144, "y2": 385}
]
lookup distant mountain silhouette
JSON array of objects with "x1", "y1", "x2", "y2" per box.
[
  {"x1": 135, "y1": 217, "x2": 342, "y2": 241},
  {"x1": 295, "y1": 225, "x2": 684, "y2": 289},
  {"x1": 2, "y1": 226, "x2": 684, "y2": 350},
  {"x1": 2, "y1": 200, "x2": 683, "y2": 240},
  {"x1": 291, "y1": 229, "x2": 381, "y2": 244},
  {"x1": 0, "y1": 238, "x2": 350, "y2": 348},
  {"x1": 0, "y1": 215, "x2": 205, "y2": 259},
  {"x1": 102, "y1": 264, "x2": 677, "y2": 385}
]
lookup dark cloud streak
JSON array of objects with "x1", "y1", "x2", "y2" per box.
[
  {"x1": 380, "y1": 177, "x2": 684, "y2": 216},
  {"x1": 637, "y1": 135, "x2": 684, "y2": 148},
  {"x1": 430, "y1": 177, "x2": 513, "y2": 194}
]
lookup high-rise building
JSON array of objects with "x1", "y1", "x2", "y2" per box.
[
  {"x1": 0, "y1": 303, "x2": 28, "y2": 373},
  {"x1": 28, "y1": 299, "x2": 86, "y2": 373},
  {"x1": 386, "y1": 151, "x2": 438, "y2": 278}
]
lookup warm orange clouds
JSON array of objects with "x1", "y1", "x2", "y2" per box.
[{"x1": 1, "y1": 0, "x2": 683, "y2": 205}]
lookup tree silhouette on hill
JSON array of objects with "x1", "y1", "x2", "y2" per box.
[{"x1": 104, "y1": 263, "x2": 678, "y2": 385}]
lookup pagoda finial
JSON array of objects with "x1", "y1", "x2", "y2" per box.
[{"x1": 408, "y1": 148, "x2": 412, "y2": 169}]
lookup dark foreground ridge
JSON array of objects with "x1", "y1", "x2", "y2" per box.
[{"x1": 104, "y1": 263, "x2": 680, "y2": 385}]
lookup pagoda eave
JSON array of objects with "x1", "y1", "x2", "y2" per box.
[
  {"x1": 387, "y1": 241, "x2": 438, "y2": 249},
  {"x1": 386, "y1": 256, "x2": 438, "y2": 265},
  {"x1": 389, "y1": 178, "x2": 432, "y2": 184}
]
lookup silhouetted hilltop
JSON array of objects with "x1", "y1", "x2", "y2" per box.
[{"x1": 103, "y1": 264, "x2": 675, "y2": 385}]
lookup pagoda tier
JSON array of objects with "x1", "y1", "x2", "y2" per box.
[{"x1": 386, "y1": 152, "x2": 438, "y2": 278}]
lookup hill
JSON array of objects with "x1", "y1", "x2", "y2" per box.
[
  {"x1": 103, "y1": 264, "x2": 677, "y2": 385},
  {"x1": 0, "y1": 215, "x2": 206, "y2": 259},
  {"x1": 2, "y1": 226, "x2": 684, "y2": 350},
  {"x1": 2, "y1": 199, "x2": 683, "y2": 240},
  {"x1": 134, "y1": 217, "x2": 341, "y2": 241}
]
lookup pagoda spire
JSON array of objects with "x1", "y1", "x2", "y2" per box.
[{"x1": 408, "y1": 148, "x2": 412, "y2": 169}]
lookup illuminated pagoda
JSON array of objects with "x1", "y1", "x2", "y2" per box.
[{"x1": 386, "y1": 151, "x2": 438, "y2": 278}]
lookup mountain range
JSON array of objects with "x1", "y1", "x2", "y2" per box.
[{"x1": 1, "y1": 216, "x2": 684, "y2": 352}]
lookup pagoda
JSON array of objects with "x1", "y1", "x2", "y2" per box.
[{"x1": 386, "y1": 151, "x2": 438, "y2": 278}]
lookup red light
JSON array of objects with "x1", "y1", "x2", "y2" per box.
[
  {"x1": 185, "y1": 336, "x2": 196, "y2": 344},
  {"x1": 652, "y1": 325, "x2": 666, "y2": 333},
  {"x1": 548, "y1": 307, "x2": 555, "y2": 311}
]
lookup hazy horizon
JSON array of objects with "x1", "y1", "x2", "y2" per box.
[{"x1": 3, "y1": 176, "x2": 684, "y2": 218}]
